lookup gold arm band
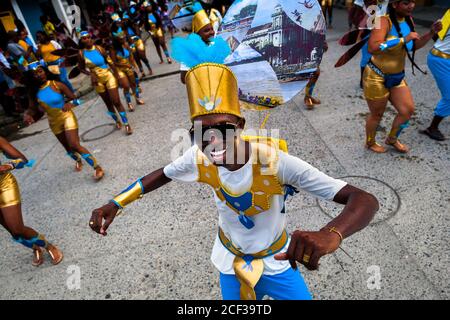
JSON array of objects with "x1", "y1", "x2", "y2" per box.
[{"x1": 111, "y1": 179, "x2": 144, "y2": 209}]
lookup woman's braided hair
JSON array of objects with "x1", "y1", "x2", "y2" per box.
[{"x1": 388, "y1": 3, "x2": 426, "y2": 75}]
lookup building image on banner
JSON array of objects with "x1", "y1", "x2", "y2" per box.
[{"x1": 218, "y1": 0, "x2": 326, "y2": 109}]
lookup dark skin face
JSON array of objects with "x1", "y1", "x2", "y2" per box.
[
  {"x1": 193, "y1": 113, "x2": 247, "y2": 171},
  {"x1": 392, "y1": 0, "x2": 416, "y2": 18},
  {"x1": 79, "y1": 35, "x2": 94, "y2": 49},
  {"x1": 19, "y1": 31, "x2": 27, "y2": 41},
  {"x1": 33, "y1": 67, "x2": 48, "y2": 84},
  {"x1": 197, "y1": 23, "x2": 215, "y2": 43}
]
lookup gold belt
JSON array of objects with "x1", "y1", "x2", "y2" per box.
[
  {"x1": 219, "y1": 228, "x2": 288, "y2": 300},
  {"x1": 431, "y1": 48, "x2": 450, "y2": 60}
]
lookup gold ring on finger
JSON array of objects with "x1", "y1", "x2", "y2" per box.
[{"x1": 303, "y1": 254, "x2": 310, "y2": 263}]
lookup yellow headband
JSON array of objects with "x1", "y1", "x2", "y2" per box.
[
  {"x1": 192, "y1": 9, "x2": 211, "y2": 33},
  {"x1": 186, "y1": 63, "x2": 241, "y2": 121}
]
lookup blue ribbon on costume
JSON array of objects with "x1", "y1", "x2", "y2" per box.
[
  {"x1": 80, "y1": 31, "x2": 90, "y2": 38},
  {"x1": 380, "y1": 38, "x2": 402, "y2": 51},
  {"x1": 281, "y1": 185, "x2": 298, "y2": 214},
  {"x1": 3, "y1": 154, "x2": 35, "y2": 169},
  {"x1": 11, "y1": 159, "x2": 35, "y2": 169},
  {"x1": 239, "y1": 212, "x2": 255, "y2": 229},
  {"x1": 119, "y1": 111, "x2": 128, "y2": 125},
  {"x1": 14, "y1": 235, "x2": 46, "y2": 248},
  {"x1": 241, "y1": 255, "x2": 255, "y2": 272},
  {"x1": 27, "y1": 59, "x2": 46, "y2": 71}
]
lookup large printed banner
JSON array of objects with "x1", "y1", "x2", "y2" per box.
[{"x1": 217, "y1": 0, "x2": 326, "y2": 109}]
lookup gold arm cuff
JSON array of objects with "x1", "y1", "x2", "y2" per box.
[{"x1": 112, "y1": 180, "x2": 144, "y2": 209}]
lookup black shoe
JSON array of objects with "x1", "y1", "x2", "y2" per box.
[{"x1": 420, "y1": 127, "x2": 445, "y2": 141}]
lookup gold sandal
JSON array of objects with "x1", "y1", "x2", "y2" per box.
[
  {"x1": 46, "y1": 244, "x2": 63, "y2": 265},
  {"x1": 32, "y1": 247, "x2": 44, "y2": 267},
  {"x1": 94, "y1": 166, "x2": 105, "y2": 181},
  {"x1": 366, "y1": 142, "x2": 387, "y2": 153},
  {"x1": 75, "y1": 160, "x2": 83, "y2": 172},
  {"x1": 385, "y1": 138, "x2": 409, "y2": 153},
  {"x1": 125, "y1": 124, "x2": 133, "y2": 135}
]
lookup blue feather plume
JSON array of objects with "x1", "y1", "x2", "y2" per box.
[{"x1": 170, "y1": 33, "x2": 231, "y2": 69}]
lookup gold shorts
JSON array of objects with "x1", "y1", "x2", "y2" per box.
[
  {"x1": 0, "y1": 172, "x2": 21, "y2": 208},
  {"x1": 95, "y1": 70, "x2": 118, "y2": 93},
  {"x1": 363, "y1": 66, "x2": 408, "y2": 101},
  {"x1": 117, "y1": 67, "x2": 134, "y2": 80},
  {"x1": 134, "y1": 39, "x2": 145, "y2": 51},
  {"x1": 321, "y1": 0, "x2": 333, "y2": 6},
  {"x1": 151, "y1": 27, "x2": 164, "y2": 39},
  {"x1": 48, "y1": 110, "x2": 79, "y2": 135}
]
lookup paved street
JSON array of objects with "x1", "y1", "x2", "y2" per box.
[{"x1": 0, "y1": 9, "x2": 448, "y2": 300}]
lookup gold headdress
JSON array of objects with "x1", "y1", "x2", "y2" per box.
[
  {"x1": 186, "y1": 63, "x2": 241, "y2": 121},
  {"x1": 192, "y1": 9, "x2": 211, "y2": 33}
]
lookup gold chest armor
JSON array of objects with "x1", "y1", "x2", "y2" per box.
[{"x1": 196, "y1": 140, "x2": 285, "y2": 226}]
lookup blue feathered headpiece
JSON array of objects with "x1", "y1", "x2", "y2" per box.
[{"x1": 170, "y1": 33, "x2": 231, "y2": 69}]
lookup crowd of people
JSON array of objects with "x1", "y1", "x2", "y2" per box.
[{"x1": 0, "y1": 0, "x2": 448, "y2": 300}]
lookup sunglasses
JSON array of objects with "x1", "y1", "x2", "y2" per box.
[{"x1": 189, "y1": 122, "x2": 240, "y2": 143}]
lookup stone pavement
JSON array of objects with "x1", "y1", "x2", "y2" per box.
[{"x1": 0, "y1": 9, "x2": 448, "y2": 300}]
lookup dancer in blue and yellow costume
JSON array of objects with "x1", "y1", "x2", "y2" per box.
[
  {"x1": 24, "y1": 61, "x2": 105, "y2": 180},
  {"x1": 121, "y1": 12, "x2": 154, "y2": 77},
  {"x1": 142, "y1": 1, "x2": 172, "y2": 64},
  {"x1": 364, "y1": 0, "x2": 442, "y2": 153},
  {"x1": 77, "y1": 31, "x2": 133, "y2": 135},
  {"x1": 0, "y1": 136, "x2": 63, "y2": 267},
  {"x1": 421, "y1": 9, "x2": 450, "y2": 141},
  {"x1": 110, "y1": 28, "x2": 145, "y2": 112},
  {"x1": 88, "y1": 32, "x2": 379, "y2": 300}
]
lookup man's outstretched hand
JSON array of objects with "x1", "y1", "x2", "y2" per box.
[
  {"x1": 274, "y1": 229, "x2": 341, "y2": 270},
  {"x1": 89, "y1": 202, "x2": 119, "y2": 236}
]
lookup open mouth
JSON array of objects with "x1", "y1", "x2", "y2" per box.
[{"x1": 210, "y1": 147, "x2": 227, "y2": 162}]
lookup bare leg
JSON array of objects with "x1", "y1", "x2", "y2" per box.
[
  {"x1": 365, "y1": 97, "x2": 388, "y2": 153},
  {"x1": 152, "y1": 37, "x2": 164, "y2": 63},
  {"x1": 138, "y1": 49, "x2": 153, "y2": 75},
  {"x1": 159, "y1": 37, "x2": 172, "y2": 64},
  {"x1": 133, "y1": 51, "x2": 144, "y2": 74},
  {"x1": 385, "y1": 86, "x2": 415, "y2": 152},
  {"x1": 107, "y1": 87, "x2": 133, "y2": 135},
  {"x1": 118, "y1": 76, "x2": 134, "y2": 112},
  {"x1": 127, "y1": 73, "x2": 144, "y2": 105},
  {"x1": 98, "y1": 91, "x2": 121, "y2": 129},
  {"x1": 304, "y1": 69, "x2": 321, "y2": 109},
  {"x1": 65, "y1": 129, "x2": 104, "y2": 180},
  {"x1": 55, "y1": 131, "x2": 82, "y2": 171},
  {"x1": 1, "y1": 204, "x2": 63, "y2": 266}
]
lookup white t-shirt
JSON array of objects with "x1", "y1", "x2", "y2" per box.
[
  {"x1": 434, "y1": 29, "x2": 450, "y2": 55},
  {"x1": 163, "y1": 144, "x2": 347, "y2": 275}
]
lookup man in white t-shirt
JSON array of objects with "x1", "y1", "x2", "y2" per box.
[{"x1": 89, "y1": 43, "x2": 379, "y2": 301}]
